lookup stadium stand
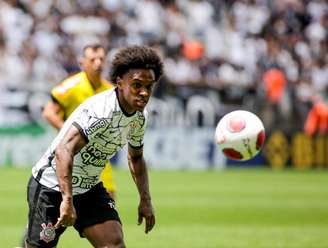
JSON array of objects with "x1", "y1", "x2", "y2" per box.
[{"x1": 0, "y1": 0, "x2": 327, "y2": 134}]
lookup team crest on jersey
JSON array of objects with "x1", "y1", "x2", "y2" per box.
[
  {"x1": 129, "y1": 121, "x2": 139, "y2": 130},
  {"x1": 40, "y1": 222, "x2": 56, "y2": 243}
]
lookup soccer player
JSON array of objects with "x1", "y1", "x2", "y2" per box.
[
  {"x1": 25, "y1": 45, "x2": 163, "y2": 248},
  {"x1": 42, "y1": 43, "x2": 116, "y2": 197}
]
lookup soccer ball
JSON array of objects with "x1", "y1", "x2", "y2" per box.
[{"x1": 215, "y1": 110, "x2": 265, "y2": 161}]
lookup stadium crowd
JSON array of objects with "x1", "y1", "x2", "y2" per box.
[{"x1": 0, "y1": 0, "x2": 327, "y2": 133}]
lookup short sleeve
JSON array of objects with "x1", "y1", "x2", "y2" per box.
[
  {"x1": 128, "y1": 112, "x2": 148, "y2": 148},
  {"x1": 72, "y1": 104, "x2": 108, "y2": 143}
]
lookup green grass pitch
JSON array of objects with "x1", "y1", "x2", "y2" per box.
[{"x1": 1, "y1": 166, "x2": 328, "y2": 248}]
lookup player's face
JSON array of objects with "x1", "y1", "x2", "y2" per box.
[
  {"x1": 117, "y1": 69, "x2": 156, "y2": 113},
  {"x1": 81, "y1": 48, "x2": 106, "y2": 75}
]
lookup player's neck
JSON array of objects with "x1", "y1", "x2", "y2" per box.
[{"x1": 115, "y1": 88, "x2": 136, "y2": 116}]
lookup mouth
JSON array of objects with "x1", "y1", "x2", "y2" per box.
[
  {"x1": 93, "y1": 66, "x2": 102, "y2": 71},
  {"x1": 136, "y1": 98, "x2": 148, "y2": 107}
]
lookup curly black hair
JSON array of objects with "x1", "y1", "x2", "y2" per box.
[{"x1": 109, "y1": 45, "x2": 164, "y2": 84}]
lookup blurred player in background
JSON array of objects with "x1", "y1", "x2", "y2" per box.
[
  {"x1": 42, "y1": 43, "x2": 116, "y2": 198},
  {"x1": 24, "y1": 45, "x2": 163, "y2": 248}
]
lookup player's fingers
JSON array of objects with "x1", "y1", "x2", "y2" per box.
[
  {"x1": 152, "y1": 214, "x2": 156, "y2": 228},
  {"x1": 138, "y1": 214, "x2": 143, "y2": 225},
  {"x1": 55, "y1": 216, "x2": 75, "y2": 228},
  {"x1": 145, "y1": 215, "x2": 155, "y2": 233},
  {"x1": 54, "y1": 217, "x2": 63, "y2": 229}
]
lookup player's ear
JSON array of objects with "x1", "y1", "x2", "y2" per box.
[
  {"x1": 78, "y1": 57, "x2": 84, "y2": 69},
  {"x1": 116, "y1": 77, "x2": 122, "y2": 88}
]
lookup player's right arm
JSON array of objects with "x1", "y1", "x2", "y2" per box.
[
  {"x1": 42, "y1": 100, "x2": 65, "y2": 130},
  {"x1": 54, "y1": 125, "x2": 87, "y2": 228}
]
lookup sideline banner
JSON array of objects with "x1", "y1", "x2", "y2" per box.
[
  {"x1": 0, "y1": 124, "x2": 55, "y2": 166},
  {"x1": 226, "y1": 131, "x2": 328, "y2": 168},
  {"x1": 263, "y1": 131, "x2": 328, "y2": 169},
  {"x1": 0, "y1": 125, "x2": 226, "y2": 169},
  {"x1": 0, "y1": 125, "x2": 327, "y2": 169},
  {"x1": 115, "y1": 127, "x2": 226, "y2": 170}
]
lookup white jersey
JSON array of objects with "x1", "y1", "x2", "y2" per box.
[{"x1": 32, "y1": 88, "x2": 147, "y2": 195}]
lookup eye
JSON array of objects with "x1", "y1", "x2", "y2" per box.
[{"x1": 132, "y1": 82, "x2": 142, "y2": 89}]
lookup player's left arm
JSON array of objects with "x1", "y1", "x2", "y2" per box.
[{"x1": 128, "y1": 144, "x2": 155, "y2": 234}]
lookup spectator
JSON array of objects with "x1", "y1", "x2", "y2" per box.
[{"x1": 0, "y1": 0, "x2": 327, "y2": 131}]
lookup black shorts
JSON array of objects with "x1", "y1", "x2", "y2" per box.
[{"x1": 26, "y1": 176, "x2": 121, "y2": 248}]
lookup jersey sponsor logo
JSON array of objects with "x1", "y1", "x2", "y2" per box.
[
  {"x1": 81, "y1": 144, "x2": 109, "y2": 167},
  {"x1": 86, "y1": 119, "x2": 109, "y2": 135},
  {"x1": 94, "y1": 142, "x2": 113, "y2": 153},
  {"x1": 72, "y1": 176, "x2": 97, "y2": 189},
  {"x1": 40, "y1": 222, "x2": 56, "y2": 243}
]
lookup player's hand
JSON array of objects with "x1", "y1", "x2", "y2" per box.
[
  {"x1": 54, "y1": 199, "x2": 76, "y2": 229},
  {"x1": 138, "y1": 198, "x2": 155, "y2": 234}
]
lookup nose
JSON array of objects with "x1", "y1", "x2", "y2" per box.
[
  {"x1": 139, "y1": 88, "x2": 150, "y2": 98},
  {"x1": 94, "y1": 58, "x2": 102, "y2": 67}
]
